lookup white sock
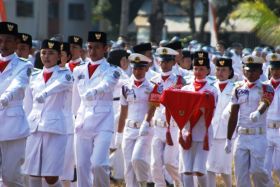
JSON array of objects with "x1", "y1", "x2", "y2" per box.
[
  {"x1": 29, "y1": 176, "x2": 42, "y2": 187},
  {"x1": 197, "y1": 175, "x2": 207, "y2": 187},
  {"x1": 221, "y1": 173, "x2": 232, "y2": 187},
  {"x1": 207, "y1": 171, "x2": 216, "y2": 187},
  {"x1": 49, "y1": 180, "x2": 62, "y2": 187}
]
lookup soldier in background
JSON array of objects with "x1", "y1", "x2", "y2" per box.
[
  {"x1": 67, "y1": 35, "x2": 84, "y2": 72},
  {"x1": 0, "y1": 21, "x2": 33, "y2": 187},
  {"x1": 16, "y1": 33, "x2": 33, "y2": 60}
]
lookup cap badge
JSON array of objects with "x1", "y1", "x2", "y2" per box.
[
  {"x1": 7, "y1": 24, "x2": 14, "y2": 31},
  {"x1": 74, "y1": 36, "x2": 80, "y2": 43},
  {"x1": 198, "y1": 52, "x2": 204, "y2": 58},
  {"x1": 22, "y1": 34, "x2": 28, "y2": 41},
  {"x1": 48, "y1": 42, "x2": 54, "y2": 49},
  {"x1": 271, "y1": 54, "x2": 278, "y2": 61},
  {"x1": 95, "y1": 33, "x2": 101, "y2": 40},
  {"x1": 219, "y1": 60, "x2": 225, "y2": 66},
  {"x1": 162, "y1": 48, "x2": 168, "y2": 55},
  {"x1": 134, "y1": 56, "x2": 140, "y2": 63},
  {"x1": 247, "y1": 57, "x2": 254, "y2": 63}
]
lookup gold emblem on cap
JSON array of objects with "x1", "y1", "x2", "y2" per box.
[
  {"x1": 48, "y1": 42, "x2": 54, "y2": 49},
  {"x1": 198, "y1": 59, "x2": 204, "y2": 65},
  {"x1": 247, "y1": 56, "x2": 254, "y2": 63},
  {"x1": 198, "y1": 52, "x2": 204, "y2": 58},
  {"x1": 22, "y1": 34, "x2": 28, "y2": 41},
  {"x1": 134, "y1": 56, "x2": 140, "y2": 63},
  {"x1": 74, "y1": 36, "x2": 80, "y2": 43},
  {"x1": 162, "y1": 48, "x2": 168, "y2": 55},
  {"x1": 60, "y1": 44, "x2": 63, "y2": 51},
  {"x1": 95, "y1": 33, "x2": 101, "y2": 40},
  {"x1": 271, "y1": 54, "x2": 278, "y2": 61},
  {"x1": 7, "y1": 24, "x2": 14, "y2": 31},
  {"x1": 219, "y1": 60, "x2": 225, "y2": 66}
]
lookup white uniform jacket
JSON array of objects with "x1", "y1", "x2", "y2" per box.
[
  {"x1": 25, "y1": 65, "x2": 73, "y2": 134},
  {"x1": 73, "y1": 58, "x2": 121, "y2": 136},
  {"x1": 212, "y1": 81, "x2": 235, "y2": 139},
  {"x1": 0, "y1": 54, "x2": 33, "y2": 141}
]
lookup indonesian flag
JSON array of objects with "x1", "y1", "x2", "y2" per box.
[
  {"x1": 160, "y1": 89, "x2": 215, "y2": 151},
  {"x1": 208, "y1": 0, "x2": 218, "y2": 46},
  {"x1": 0, "y1": 0, "x2": 6, "y2": 21}
]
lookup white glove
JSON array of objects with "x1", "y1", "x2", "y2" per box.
[
  {"x1": 35, "y1": 92, "x2": 48, "y2": 103},
  {"x1": 224, "y1": 139, "x2": 232, "y2": 154},
  {"x1": 0, "y1": 94, "x2": 9, "y2": 107},
  {"x1": 115, "y1": 132, "x2": 123, "y2": 148},
  {"x1": 249, "y1": 110, "x2": 261, "y2": 122},
  {"x1": 85, "y1": 89, "x2": 97, "y2": 101},
  {"x1": 139, "y1": 121, "x2": 150, "y2": 136}
]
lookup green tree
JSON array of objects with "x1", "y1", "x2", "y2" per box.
[{"x1": 231, "y1": 0, "x2": 280, "y2": 46}]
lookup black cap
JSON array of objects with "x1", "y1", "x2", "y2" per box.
[
  {"x1": 266, "y1": 53, "x2": 280, "y2": 68},
  {"x1": 132, "y1": 43, "x2": 152, "y2": 53},
  {"x1": 68, "y1": 35, "x2": 83, "y2": 47},
  {"x1": 182, "y1": 48, "x2": 191, "y2": 58},
  {"x1": 107, "y1": 49, "x2": 129, "y2": 67},
  {"x1": 164, "y1": 41, "x2": 182, "y2": 50},
  {"x1": 18, "y1": 33, "x2": 32, "y2": 47},
  {"x1": 0, "y1": 22, "x2": 18, "y2": 35},
  {"x1": 41, "y1": 39, "x2": 61, "y2": 52},
  {"x1": 193, "y1": 58, "x2": 210, "y2": 68},
  {"x1": 192, "y1": 51, "x2": 209, "y2": 59},
  {"x1": 88, "y1": 31, "x2": 107, "y2": 44},
  {"x1": 215, "y1": 58, "x2": 232, "y2": 67},
  {"x1": 61, "y1": 42, "x2": 70, "y2": 53}
]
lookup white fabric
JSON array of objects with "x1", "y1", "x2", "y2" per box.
[
  {"x1": 60, "y1": 134, "x2": 75, "y2": 181},
  {"x1": 0, "y1": 138, "x2": 26, "y2": 187},
  {"x1": 22, "y1": 132, "x2": 67, "y2": 176}
]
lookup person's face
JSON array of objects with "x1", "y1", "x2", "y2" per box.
[
  {"x1": 40, "y1": 49, "x2": 60, "y2": 68},
  {"x1": 160, "y1": 60, "x2": 175, "y2": 72},
  {"x1": 16, "y1": 43, "x2": 30, "y2": 59},
  {"x1": 215, "y1": 66, "x2": 232, "y2": 81},
  {"x1": 243, "y1": 68, "x2": 262, "y2": 82},
  {"x1": 133, "y1": 66, "x2": 148, "y2": 79},
  {"x1": 216, "y1": 44, "x2": 225, "y2": 53},
  {"x1": 180, "y1": 57, "x2": 192, "y2": 70},
  {"x1": 175, "y1": 49, "x2": 183, "y2": 64},
  {"x1": 270, "y1": 67, "x2": 280, "y2": 80},
  {"x1": 70, "y1": 43, "x2": 82, "y2": 60},
  {"x1": 60, "y1": 51, "x2": 70, "y2": 67},
  {"x1": 120, "y1": 56, "x2": 129, "y2": 70},
  {"x1": 0, "y1": 34, "x2": 18, "y2": 57},
  {"x1": 193, "y1": 66, "x2": 209, "y2": 79},
  {"x1": 87, "y1": 42, "x2": 107, "y2": 62}
]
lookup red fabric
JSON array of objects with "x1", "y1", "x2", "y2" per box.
[
  {"x1": 160, "y1": 89, "x2": 215, "y2": 150},
  {"x1": 43, "y1": 71, "x2": 53, "y2": 83},
  {"x1": 218, "y1": 82, "x2": 227, "y2": 92},
  {"x1": 134, "y1": 80, "x2": 143, "y2": 87},
  {"x1": 271, "y1": 79, "x2": 280, "y2": 89},
  {"x1": 262, "y1": 84, "x2": 274, "y2": 104},
  {"x1": 0, "y1": 60, "x2": 9, "y2": 72},
  {"x1": 88, "y1": 64, "x2": 99, "y2": 78},
  {"x1": 68, "y1": 62, "x2": 79, "y2": 72},
  {"x1": 149, "y1": 83, "x2": 162, "y2": 106},
  {"x1": 173, "y1": 75, "x2": 184, "y2": 89},
  {"x1": 193, "y1": 81, "x2": 207, "y2": 91},
  {"x1": 162, "y1": 75, "x2": 170, "y2": 81},
  {"x1": 246, "y1": 82, "x2": 255, "y2": 89}
]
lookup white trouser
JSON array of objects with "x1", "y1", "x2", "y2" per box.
[
  {"x1": 75, "y1": 131, "x2": 113, "y2": 187},
  {"x1": 151, "y1": 126, "x2": 182, "y2": 187},
  {"x1": 234, "y1": 134, "x2": 270, "y2": 187},
  {"x1": 0, "y1": 138, "x2": 26, "y2": 187},
  {"x1": 61, "y1": 134, "x2": 75, "y2": 181},
  {"x1": 264, "y1": 128, "x2": 280, "y2": 186}
]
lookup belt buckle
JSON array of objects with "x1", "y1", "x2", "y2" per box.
[
  {"x1": 134, "y1": 122, "x2": 138, "y2": 128},
  {"x1": 273, "y1": 123, "x2": 277, "y2": 128},
  {"x1": 259, "y1": 127, "x2": 263, "y2": 134},
  {"x1": 245, "y1": 128, "x2": 250, "y2": 135}
]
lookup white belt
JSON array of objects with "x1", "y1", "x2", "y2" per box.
[
  {"x1": 267, "y1": 122, "x2": 280, "y2": 129},
  {"x1": 153, "y1": 119, "x2": 175, "y2": 128},
  {"x1": 126, "y1": 120, "x2": 141, "y2": 129},
  {"x1": 238, "y1": 127, "x2": 266, "y2": 135}
]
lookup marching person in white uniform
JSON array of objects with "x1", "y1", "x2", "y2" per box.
[
  {"x1": 66, "y1": 35, "x2": 84, "y2": 72},
  {"x1": 73, "y1": 31, "x2": 121, "y2": 187},
  {"x1": 0, "y1": 21, "x2": 33, "y2": 187},
  {"x1": 206, "y1": 58, "x2": 235, "y2": 187},
  {"x1": 22, "y1": 39, "x2": 73, "y2": 187},
  {"x1": 16, "y1": 33, "x2": 32, "y2": 60},
  {"x1": 115, "y1": 53, "x2": 155, "y2": 187},
  {"x1": 180, "y1": 51, "x2": 218, "y2": 187},
  {"x1": 225, "y1": 55, "x2": 274, "y2": 187},
  {"x1": 150, "y1": 47, "x2": 184, "y2": 187},
  {"x1": 107, "y1": 49, "x2": 130, "y2": 181},
  {"x1": 264, "y1": 53, "x2": 280, "y2": 186}
]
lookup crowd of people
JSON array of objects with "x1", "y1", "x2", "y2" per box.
[{"x1": 0, "y1": 21, "x2": 280, "y2": 187}]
